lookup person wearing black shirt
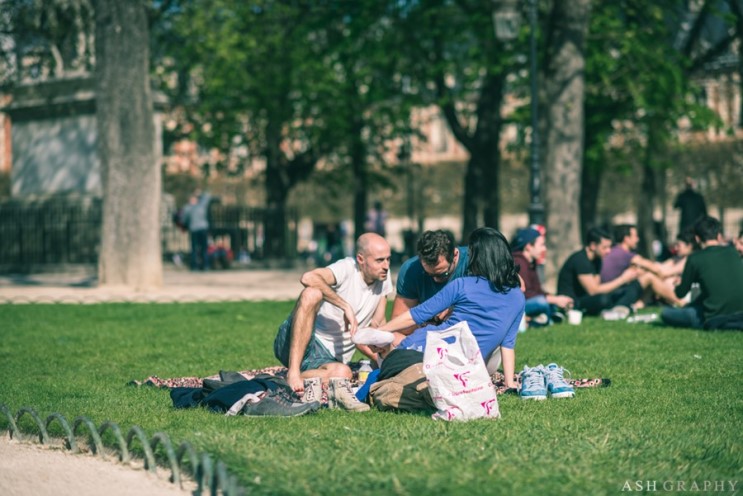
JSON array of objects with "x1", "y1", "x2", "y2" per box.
[
  {"x1": 661, "y1": 216, "x2": 743, "y2": 329},
  {"x1": 556, "y1": 227, "x2": 641, "y2": 316}
]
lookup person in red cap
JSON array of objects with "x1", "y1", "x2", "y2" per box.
[{"x1": 511, "y1": 227, "x2": 574, "y2": 326}]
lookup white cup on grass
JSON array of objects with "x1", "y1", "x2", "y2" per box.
[{"x1": 567, "y1": 309, "x2": 583, "y2": 325}]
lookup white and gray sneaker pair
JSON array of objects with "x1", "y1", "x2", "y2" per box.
[{"x1": 520, "y1": 363, "x2": 575, "y2": 400}]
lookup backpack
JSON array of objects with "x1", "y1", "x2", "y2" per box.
[
  {"x1": 369, "y1": 363, "x2": 435, "y2": 413},
  {"x1": 172, "y1": 208, "x2": 187, "y2": 232}
]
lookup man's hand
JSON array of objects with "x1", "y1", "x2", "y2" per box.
[
  {"x1": 620, "y1": 267, "x2": 639, "y2": 283},
  {"x1": 550, "y1": 295, "x2": 574, "y2": 309},
  {"x1": 343, "y1": 306, "x2": 359, "y2": 335},
  {"x1": 286, "y1": 369, "x2": 304, "y2": 393}
]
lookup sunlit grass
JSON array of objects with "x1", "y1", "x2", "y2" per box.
[{"x1": 0, "y1": 303, "x2": 740, "y2": 495}]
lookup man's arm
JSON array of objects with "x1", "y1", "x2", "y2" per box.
[
  {"x1": 391, "y1": 295, "x2": 419, "y2": 335},
  {"x1": 355, "y1": 297, "x2": 388, "y2": 365},
  {"x1": 630, "y1": 255, "x2": 663, "y2": 276},
  {"x1": 578, "y1": 267, "x2": 638, "y2": 295},
  {"x1": 300, "y1": 267, "x2": 359, "y2": 334}
]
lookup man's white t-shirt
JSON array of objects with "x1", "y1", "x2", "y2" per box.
[{"x1": 313, "y1": 257, "x2": 393, "y2": 364}]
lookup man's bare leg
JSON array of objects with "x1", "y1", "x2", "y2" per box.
[
  {"x1": 301, "y1": 362, "x2": 353, "y2": 385},
  {"x1": 286, "y1": 287, "x2": 323, "y2": 392},
  {"x1": 639, "y1": 273, "x2": 682, "y2": 306}
]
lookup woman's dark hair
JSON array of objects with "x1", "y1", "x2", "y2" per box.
[
  {"x1": 677, "y1": 227, "x2": 698, "y2": 250},
  {"x1": 466, "y1": 227, "x2": 520, "y2": 293}
]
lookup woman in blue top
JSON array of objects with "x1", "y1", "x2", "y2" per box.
[{"x1": 374, "y1": 227, "x2": 525, "y2": 389}]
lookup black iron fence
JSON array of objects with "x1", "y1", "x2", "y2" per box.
[{"x1": 0, "y1": 197, "x2": 297, "y2": 272}]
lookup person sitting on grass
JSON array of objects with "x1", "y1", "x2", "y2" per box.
[
  {"x1": 556, "y1": 227, "x2": 642, "y2": 316},
  {"x1": 661, "y1": 216, "x2": 743, "y2": 329},
  {"x1": 272, "y1": 233, "x2": 393, "y2": 411},
  {"x1": 658, "y1": 228, "x2": 697, "y2": 294},
  {"x1": 599, "y1": 224, "x2": 682, "y2": 310},
  {"x1": 391, "y1": 229, "x2": 470, "y2": 338},
  {"x1": 368, "y1": 227, "x2": 525, "y2": 391},
  {"x1": 511, "y1": 227, "x2": 573, "y2": 326}
]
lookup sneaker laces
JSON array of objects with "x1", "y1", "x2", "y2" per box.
[
  {"x1": 546, "y1": 366, "x2": 571, "y2": 386},
  {"x1": 522, "y1": 367, "x2": 545, "y2": 389},
  {"x1": 266, "y1": 389, "x2": 296, "y2": 406},
  {"x1": 333, "y1": 380, "x2": 363, "y2": 404}
]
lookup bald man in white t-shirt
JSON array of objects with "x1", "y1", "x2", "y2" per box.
[{"x1": 273, "y1": 233, "x2": 393, "y2": 395}]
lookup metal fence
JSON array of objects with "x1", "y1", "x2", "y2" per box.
[{"x1": 0, "y1": 197, "x2": 297, "y2": 272}]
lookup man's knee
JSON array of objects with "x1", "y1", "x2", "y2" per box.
[
  {"x1": 322, "y1": 362, "x2": 352, "y2": 379},
  {"x1": 297, "y1": 287, "x2": 323, "y2": 311}
]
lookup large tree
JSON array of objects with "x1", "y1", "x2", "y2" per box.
[
  {"x1": 540, "y1": 0, "x2": 592, "y2": 279},
  {"x1": 396, "y1": 0, "x2": 514, "y2": 239},
  {"x1": 581, "y1": 0, "x2": 737, "y2": 252},
  {"x1": 95, "y1": 0, "x2": 162, "y2": 288}
]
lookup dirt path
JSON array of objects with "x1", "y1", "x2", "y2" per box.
[
  {"x1": 0, "y1": 267, "x2": 309, "y2": 495},
  {"x1": 0, "y1": 438, "x2": 194, "y2": 496}
]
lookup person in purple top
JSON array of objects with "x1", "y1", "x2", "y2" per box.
[
  {"x1": 371, "y1": 227, "x2": 525, "y2": 390},
  {"x1": 600, "y1": 224, "x2": 680, "y2": 308}
]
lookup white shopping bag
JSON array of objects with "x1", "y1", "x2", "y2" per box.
[{"x1": 423, "y1": 321, "x2": 500, "y2": 421}]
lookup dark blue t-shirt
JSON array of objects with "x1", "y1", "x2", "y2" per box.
[{"x1": 396, "y1": 246, "x2": 469, "y2": 303}]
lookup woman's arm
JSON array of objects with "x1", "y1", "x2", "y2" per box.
[
  {"x1": 501, "y1": 348, "x2": 516, "y2": 389},
  {"x1": 377, "y1": 310, "x2": 416, "y2": 333}
]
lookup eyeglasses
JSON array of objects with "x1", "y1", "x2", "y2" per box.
[{"x1": 427, "y1": 260, "x2": 454, "y2": 281}]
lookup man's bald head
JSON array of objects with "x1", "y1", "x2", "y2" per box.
[
  {"x1": 356, "y1": 233, "x2": 388, "y2": 256},
  {"x1": 356, "y1": 233, "x2": 391, "y2": 285}
]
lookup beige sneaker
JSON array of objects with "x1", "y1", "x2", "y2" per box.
[
  {"x1": 302, "y1": 377, "x2": 322, "y2": 404},
  {"x1": 328, "y1": 378, "x2": 370, "y2": 412}
]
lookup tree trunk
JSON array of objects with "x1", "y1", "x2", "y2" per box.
[
  {"x1": 579, "y1": 164, "x2": 602, "y2": 240},
  {"x1": 95, "y1": 0, "x2": 162, "y2": 289},
  {"x1": 264, "y1": 121, "x2": 287, "y2": 259},
  {"x1": 461, "y1": 156, "x2": 481, "y2": 243},
  {"x1": 480, "y1": 75, "x2": 504, "y2": 232},
  {"x1": 637, "y1": 128, "x2": 658, "y2": 259},
  {"x1": 542, "y1": 0, "x2": 591, "y2": 283},
  {"x1": 351, "y1": 120, "x2": 367, "y2": 239}
]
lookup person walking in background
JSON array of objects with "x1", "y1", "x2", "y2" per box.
[
  {"x1": 673, "y1": 177, "x2": 707, "y2": 233},
  {"x1": 364, "y1": 201, "x2": 388, "y2": 237},
  {"x1": 181, "y1": 190, "x2": 212, "y2": 271},
  {"x1": 661, "y1": 216, "x2": 743, "y2": 329}
]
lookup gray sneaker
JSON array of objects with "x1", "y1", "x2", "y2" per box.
[
  {"x1": 328, "y1": 378, "x2": 370, "y2": 412},
  {"x1": 241, "y1": 390, "x2": 320, "y2": 417}
]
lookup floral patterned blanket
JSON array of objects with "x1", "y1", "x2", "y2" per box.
[{"x1": 129, "y1": 363, "x2": 611, "y2": 394}]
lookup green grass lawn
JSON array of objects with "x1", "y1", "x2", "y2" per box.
[{"x1": 0, "y1": 302, "x2": 741, "y2": 495}]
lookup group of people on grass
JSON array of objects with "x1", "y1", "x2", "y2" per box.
[{"x1": 271, "y1": 215, "x2": 743, "y2": 412}]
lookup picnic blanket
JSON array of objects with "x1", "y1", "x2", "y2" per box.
[{"x1": 129, "y1": 363, "x2": 611, "y2": 394}]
